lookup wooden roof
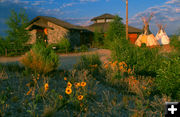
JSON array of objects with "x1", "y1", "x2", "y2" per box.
[
  {"x1": 91, "y1": 13, "x2": 116, "y2": 21},
  {"x1": 86, "y1": 23, "x2": 142, "y2": 33},
  {"x1": 27, "y1": 16, "x2": 89, "y2": 31}
]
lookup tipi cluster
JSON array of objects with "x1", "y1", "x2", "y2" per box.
[{"x1": 135, "y1": 13, "x2": 170, "y2": 47}]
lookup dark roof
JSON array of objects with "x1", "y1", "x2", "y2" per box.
[
  {"x1": 86, "y1": 23, "x2": 142, "y2": 33},
  {"x1": 91, "y1": 13, "x2": 116, "y2": 21},
  {"x1": 27, "y1": 16, "x2": 89, "y2": 31}
]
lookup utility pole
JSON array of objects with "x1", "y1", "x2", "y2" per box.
[{"x1": 126, "y1": 0, "x2": 128, "y2": 40}]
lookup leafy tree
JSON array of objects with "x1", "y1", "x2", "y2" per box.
[
  {"x1": 6, "y1": 9, "x2": 30, "y2": 49},
  {"x1": 106, "y1": 15, "x2": 126, "y2": 41},
  {"x1": 93, "y1": 29, "x2": 104, "y2": 47}
]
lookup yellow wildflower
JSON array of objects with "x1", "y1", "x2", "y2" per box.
[
  {"x1": 77, "y1": 83, "x2": 80, "y2": 87},
  {"x1": 77, "y1": 95, "x2": 84, "y2": 100},
  {"x1": 44, "y1": 83, "x2": 49, "y2": 92},
  {"x1": 81, "y1": 82, "x2": 86, "y2": 87},
  {"x1": 67, "y1": 82, "x2": 72, "y2": 88},
  {"x1": 65, "y1": 88, "x2": 72, "y2": 95}
]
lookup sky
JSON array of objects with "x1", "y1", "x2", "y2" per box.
[{"x1": 0, "y1": 0, "x2": 180, "y2": 37}]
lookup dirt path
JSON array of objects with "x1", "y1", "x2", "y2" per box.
[{"x1": 0, "y1": 49, "x2": 111, "y2": 70}]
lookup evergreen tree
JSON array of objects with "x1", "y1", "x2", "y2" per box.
[{"x1": 6, "y1": 9, "x2": 30, "y2": 49}]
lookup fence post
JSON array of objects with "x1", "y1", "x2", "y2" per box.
[{"x1": 5, "y1": 48, "x2": 7, "y2": 56}]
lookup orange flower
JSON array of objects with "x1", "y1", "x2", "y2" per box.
[
  {"x1": 26, "y1": 83, "x2": 31, "y2": 87},
  {"x1": 81, "y1": 82, "x2": 86, "y2": 87},
  {"x1": 114, "y1": 61, "x2": 118, "y2": 64},
  {"x1": 44, "y1": 83, "x2": 49, "y2": 92},
  {"x1": 128, "y1": 68, "x2": 131, "y2": 74},
  {"x1": 26, "y1": 88, "x2": 32, "y2": 95},
  {"x1": 80, "y1": 103, "x2": 83, "y2": 107},
  {"x1": 142, "y1": 86, "x2": 147, "y2": 90},
  {"x1": 119, "y1": 66, "x2": 123, "y2": 70},
  {"x1": 67, "y1": 82, "x2": 72, "y2": 88},
  {"x1": 77, "y1": 95, "x2": 84, "y2": 100},
  {"x1": 64, "y1": 77, "x2": 67, "y2": 81},
  {"x1": 104, "y1": 64, "x2": 109, "y2": 69},
  {"x1": 65, "y1": 88, "x2": 72, "y2": 95},
  {"x1": 119, "y1": 62, "x2": 123, "y2": 66},
  {"x1": 74, "y1": 82, "x2": 80, "y2": 88},
  {"x1": 77, "y1": 83, "x2": 80, "y2": 87},
  {"x1": 59, "y1": 95, "x2": 63, "y2": 100}
]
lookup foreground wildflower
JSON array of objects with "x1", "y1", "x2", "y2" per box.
[
  {"x1": 65, "y1": 88, "x2": 72, "y2": 95},
  {"x1": 74, "y1": 82, "x2": 80, "y2": 88},
  {"x1": 67, "y1": 82, "x2": 72, "y2": 88},
  {"x1": 44, "y1": 83, "x2": 49, "y2": 92},
  {"x1": 64, "y1": 77, "x2": 67, "y2": 81},
  {"x1": 77, "y1": 95, "x2": 84, "y2": 100},
  {"x1": 59, "y1": 95, "x2": 63, "y2": 100},
  {"x1": 26, "y1": 88, "x2": 32, "y2": 95},
  {"x1": 128, "y1": 68, "x2": 131, "y2": 74},
  {"x1": 81, "y1": 82, "x2": 86, "y2": 87}
]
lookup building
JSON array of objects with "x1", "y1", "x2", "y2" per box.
[
  {"x1": 87, "y1": 13, "x2": 142, "y2": 43},
  {"x1": 26, "y1": 16, "x2": 92, "y2": 47}
]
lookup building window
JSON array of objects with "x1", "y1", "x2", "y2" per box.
[
  {"x1": 97, "y1": 19, "x2": 105, "y2": 23},
  {"x1": 106, "y1": 19, "x2": 114, "y2": 22}
]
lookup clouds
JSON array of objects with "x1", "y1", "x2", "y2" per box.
[{"x1": 129, "y1": 0, "x2": 180, "y2": 34}]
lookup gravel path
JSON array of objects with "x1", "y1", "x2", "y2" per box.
[{"x1": 0, "y1": 49, "x2": 111, "y2": 70}]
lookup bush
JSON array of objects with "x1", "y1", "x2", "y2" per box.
[
  {"x1": 170, "y1": 35, "x2": 180, "y2": 53},
  {"x1": 80, "y1": 45, "x2": 88, "y2": 52},
  {"x1": 104, "y1": 15, "x2": 125, "y2": 48},
  {"x1": 111, "y1": 38, "x2": 160, "y2": 77},
  {"x1": 20, "y1": 43, "x2": 59, "y2": 75},
  {"x1": 57, "y1": 38, "x2": 71, "y2": 53},
  {"x1": 74, "y1": 54, "x2": 101, "y2": 70},
  {"x1": 92, "y1": 30, "x2": 104, "y2": 48},
  {"x1": 155, "y1": 55, "x2": 180, "y2": 99}
]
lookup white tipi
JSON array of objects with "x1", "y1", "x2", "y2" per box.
[
  {"x1": 155, "y1": 24, "x2": 170, "y2": 45},
  {"x1": 135, "y1": 13, "x2": 159, "y2": 47}
]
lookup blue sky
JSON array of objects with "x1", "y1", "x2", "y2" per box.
[{"x1": 0, "y1": 0, "x2": 180, "y2": 36}]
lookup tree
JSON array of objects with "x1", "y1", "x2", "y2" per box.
[
  {"x1": 6, "y1": 9, "x2": 30, "y2": 49},
  {"x1": 106, "y1": 15, "x2": 125, "y2": 41},
  {"x1": 93, "y1": 29, "x2": 104, "y2": 47}
]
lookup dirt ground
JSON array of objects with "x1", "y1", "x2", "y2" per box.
[{"x1": 0, "y1": 49, "x2": 111, "y2": 70}]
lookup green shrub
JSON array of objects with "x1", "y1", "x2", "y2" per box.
[
  {"x1": 170, "y1": 35, "x2": 180, "y2": 53},
  {"x1": 20, "y1": 43, "x2": 59, "y2": 75},
  {"x1": 57, "y1": 38, "x2": 71, "y2": 53},
  {"x1": 74, "y1": 54, "x2": 101, "y2": 70},
  {"x1": 80, "y1": 45, "x2": 88, "y2": 52},
  {"x1": 155, "y1": 55, "x2": 180, "y2": 99},
  {"x1": 92, "y1": 30, "x2": 104, "y2": 48},
  {"x1": 104, "y1": 15, "x2": 125, "y2": 48},
  {"x1": 111, "y1": 38, "x2": 160, "y2": 77}
]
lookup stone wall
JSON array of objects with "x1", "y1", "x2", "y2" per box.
[
  {"x1": 27, "y1": 29, "x2": 36, "y2": 44},
  {"x1": 47, "y1": 22, "x2": 68, "y2": 44}
]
